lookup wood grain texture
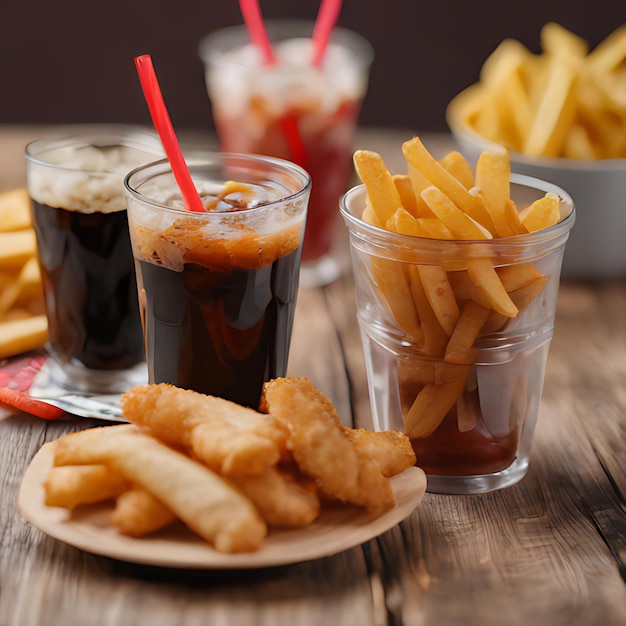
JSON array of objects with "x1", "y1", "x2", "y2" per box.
[{"x1": 1, "y1": 127, "x2": 624, "y2": 626}]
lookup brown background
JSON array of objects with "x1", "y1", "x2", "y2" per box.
[{"x1": 0, "y1": 0, "x2": 623, "y2": 132}]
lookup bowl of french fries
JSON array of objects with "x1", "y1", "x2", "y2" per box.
[
  {"x1": 446, "y1": 22, "x2": 626, "y2": 279},
  {"x1": 341, "y1": 138, "x2": 574, "y2": 495}
]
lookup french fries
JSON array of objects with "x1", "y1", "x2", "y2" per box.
[
  {"x1": 0, "y1": 188, "x2": 32, "y2": 231},
  {"x1": 453, "y1": 23, "x2": 626, "y2": 159},
  {"x1": 0, "y1": 188, "x2": 47, "y2": 359},
  {"x1": 403, "y1": 136, "x2": 496, "y2": 232},
  {"x1": 353, "y1": 150, "x2": 403, "y2": 225},
  {"x1": 110, "y1": 488, "x2": 176, "y2": 537},
  {"x1": 352, "y1": 139, "x2": 564, "y2": 440},
  {"x1": 0, "y1": 315, "x2": 48, "y2": 360},
  {"x1": 44, "y1": 465, "x2": 130, "y2": 509},
  {"x1": 43, "y1": 380, "x2": 417, "y2": 553},
  {"x1": 519, "y1": 193, "x2": 561, "y2": 232}
]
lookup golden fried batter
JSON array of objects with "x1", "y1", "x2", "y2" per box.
[
  {"x1": 261, "y1": 377, "x2": 396, "y2": 514},
  {"x1": 121, "y1": 384, "x2": 288, "y2": 476},
  {"x1": 232, "y1": 466, "x2": 320, "y2": 528},
  {"x1": 111, "y1": 488, "x2": 176, "y2": 537},
  {"x1": 345, "y1": 429, "x2": 416, "y2": 478},
  {"x1": 53, "y1": 425, "x2": 267, "y2": 553}
]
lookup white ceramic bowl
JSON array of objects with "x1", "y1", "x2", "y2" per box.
[{"x1": 447, "y1": 89, "x2": 626, "y2": 280}]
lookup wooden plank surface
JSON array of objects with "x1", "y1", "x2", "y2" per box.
[
  {"x1": 327, "y1": 278, "x2": 626, "y2": 626},
  {"x1": 0, "y1": 126, "x2": 625, "y2": 626}
]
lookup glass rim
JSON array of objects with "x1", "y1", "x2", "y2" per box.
[
  {"x1": 124, "y1": 152, "x2": 312, "y2": 217},
  {"x1": 24, "y1": 124, "x2": 163, "y2": 176},
  {"x1": 340, "y1": 172, "x2": 576, "y2": 251},
  {"x1": 198, "y1": 19, "x2": 374, "y2": 70}
]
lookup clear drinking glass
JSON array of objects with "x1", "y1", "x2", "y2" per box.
[
  {"x1": 341, "y1": 174, "x2": 575, "y2": 494},
  {"x1": 24, "y1": 126, "x2": 162, "y2": 393},
  {"x1": 199, "y1": 20, "x2": 373, "y2": 288},
  {"x1": 124, "y1": 153, "x2": 311, "y2": 410}
]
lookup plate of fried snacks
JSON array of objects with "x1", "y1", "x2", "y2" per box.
[{"x1": 19, "y1": 377, "x2": 426, "y2": 569}]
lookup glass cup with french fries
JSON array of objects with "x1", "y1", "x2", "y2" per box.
[
  {"x1": 124, "y1": 153, "x2": 311, "y2": 410},
  {"x1": 446, "y1": 22, "x2": 626, "y2": 279},
  {"x1": 341, "y1": 138, "x2": 575, "y2": 494},
  {"x1": 24, "y1": 127, "x2": 163, "y2": 394}
]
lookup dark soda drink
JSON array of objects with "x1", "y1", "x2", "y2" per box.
[
  {"x1": 25, "y1": 130, "x2": 163, "y2": 392},
  {"x1": 125, "y1": 154, "x2": 310, "y2": 409},
  {"x1": 136, "y1": 248, "x2": 300, "y2": 409},
  {"x1": 31, "y1": 201, "x2": 144, "y2": 370}
]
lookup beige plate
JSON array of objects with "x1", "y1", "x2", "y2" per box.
[{"x1": 19, "y1": 442, "x2": 427, "y2": 570}]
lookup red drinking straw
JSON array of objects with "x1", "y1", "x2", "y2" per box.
[
  {"x1": 311, "y1": 0, "x2": 343, "y2": 66},
  {"x1": 238, "y1": 0, "x2": 307, "y2": 167},
  {"x1": 239, "y1": 0, "x2": 276, "y2": 65},
  {"x1": 134, "y1": 54, "x2": 205, "y2": 213}
]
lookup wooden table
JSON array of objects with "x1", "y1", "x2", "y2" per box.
[{"x1": 1, "y1": 126, "x2": 625, "y2": 626}]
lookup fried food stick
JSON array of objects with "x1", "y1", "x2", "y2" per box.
[
  {"x1": 44, "y1": 464, "x2": 130, "y2": 509},
  {"x1": 53, "y1": 425, "x2": 267, "y2": 553},
  {"x1": 233, "y1": 467, "x2": 320, "y2": 528},
  {"x1": 111, "y1": 488, "x2": 176, "y2": 537},
  {"x1": 344, "y1": 429, "x2": 416, "y2": 478},
  {"x1": 261, "y1": 377, "x2": 396, "y2": 514},
  {"x1": 121, "y1": 384, "x2": 288, "y2": 476}
]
